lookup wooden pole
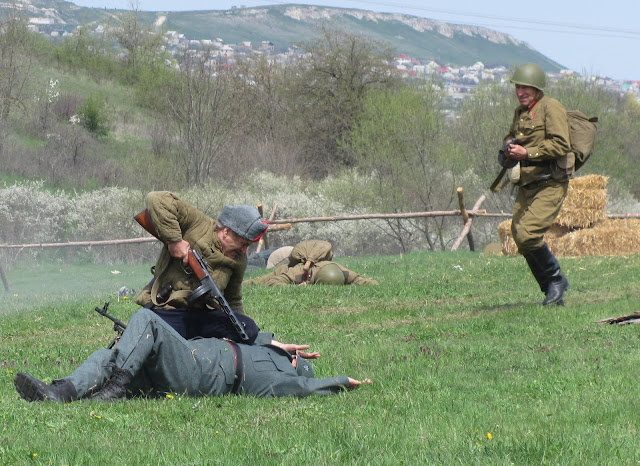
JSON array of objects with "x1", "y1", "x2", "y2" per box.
[
  {"x1": 0, "y1": 224, "x2": 291, "y2": 251},
  {"x1": 456, "y1": 187, "x2": 475, "y2": 251},
  {"x1": 0, "y1": 264, "x2": 9, "y2": 292},
  {"x1": 256, "y1": 203, "x2": 279, "y2": 254},
  {"x1": 451, "y1": 194, "x2": 487, "y2": 251},
  {"x1": 268, "y1": 209, "x2": 506, "y2": 225}
]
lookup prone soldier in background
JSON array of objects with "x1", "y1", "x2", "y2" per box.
[{"x1": 243, "y1": 240, "x2": 379, "y2": 286}]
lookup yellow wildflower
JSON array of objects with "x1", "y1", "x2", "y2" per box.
[{"x1": 486, "y1": 432, "x2": 493, "y2": 440}]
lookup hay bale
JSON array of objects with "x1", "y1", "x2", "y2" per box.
[
  {"x1": 494, "y1": 174, "x2": 633, "y2": 257},
  {"x1": 568, "y1": 174, "x2": 608, "y2": 190},
  {"x1": 556, "y1": 176, "x2": 608, "y2": 228},
  {"x1": 553, "y1": 219, "x2": 640, "y2": 257},
  {"x1": 498, "y1": 220, "x2": 518, "y2": 255},
  {"x1": 498, "y1": 220, "x2": 570, "y2": 256}
]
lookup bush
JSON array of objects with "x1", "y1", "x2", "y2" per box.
[{"x1": 78, "y1": 93, "x2": 109, "y2": 136}]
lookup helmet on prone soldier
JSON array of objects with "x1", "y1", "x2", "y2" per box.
[
  {"x1": 510, "y1": 63, "x2": 546, "y2": 90},
  {"x1": 315, "y1": 263, "x2": 345, "y2": 285}
]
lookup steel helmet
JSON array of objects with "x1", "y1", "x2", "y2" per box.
[
  {"x1": 315, "y1": 263, "x2": 345, "y2": 285},
  {"x1": 510, "y1": 63, "x2": 546, "y2": 90}
]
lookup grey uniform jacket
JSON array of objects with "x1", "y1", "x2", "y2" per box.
[{"x1": 68, "y1": 309, "x2": 351, "y2": 399}]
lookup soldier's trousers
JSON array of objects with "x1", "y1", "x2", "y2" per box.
[
  {"x1": 66, "y1": 308, "x2": 235, "y2": 398},
  {"x1": 511, "y1": 179, "x2": 568, "y2": 254}
]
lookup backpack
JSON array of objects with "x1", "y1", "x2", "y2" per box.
[{"x1": 567, "y1": 110, "x2": 598, "y2": 170}]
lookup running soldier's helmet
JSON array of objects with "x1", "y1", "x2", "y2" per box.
[
  {"x1": 315, "y1": 263, "x2": 345, "y2": 285},
  {"x1": 510, "y1": 63, "x2": 546, "y2": 90}
]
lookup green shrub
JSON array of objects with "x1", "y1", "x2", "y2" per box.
[{"x1": 78, "y1": 93, "x2": 109, "y2": 136}]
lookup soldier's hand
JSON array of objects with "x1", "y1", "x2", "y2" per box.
[
  {"x1": 507, "y1": 144, "x2": 528, "y2": 161},
  {"x1": 348, "y1": 378, "x2": 372, "y2": 388},
  {"x1": 296, "y1": 350, "x2": 321, "y2": 360},
  {"x1": 167, "y1": 240, "x2": 190, "y2": 265}
]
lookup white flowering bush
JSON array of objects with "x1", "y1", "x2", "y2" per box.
[{"x1": 0, "y1": 181, "x2": 69, "y2": 244}]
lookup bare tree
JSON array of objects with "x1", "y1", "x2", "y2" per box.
[
  {"x1": 0, "y1": 7, "x2": 32, "y2": 157},
  {"x1": 110, "y1": 3, "x2": 165, "y2": 82},
  {"x1": 163, "y1": 49, "x2": 235, "y2": 185},
  {"x1": 343, "y1": 84, "x2": 469, "y2": 251},
  {"x1": 294, "y1": 25, "x2": 401, "y2": 177}
]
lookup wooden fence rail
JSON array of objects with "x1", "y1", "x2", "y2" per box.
[{"x1": 1, "y1": 196, "x2": 639, "y2": 292}]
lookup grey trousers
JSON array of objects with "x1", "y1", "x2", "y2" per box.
[{"x1": 67, "y1": 308, "x2": 235, "y2": 398}]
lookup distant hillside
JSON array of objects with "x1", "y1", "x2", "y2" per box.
[{"x1": 8, "y1": 0, "x2": 563, "y2": 71}]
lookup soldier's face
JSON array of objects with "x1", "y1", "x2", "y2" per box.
[
  {"x1": 515, "y1": 84, "x2": 538, "y2": 107},
  {"x1": 219, "y1": 227, "x2": 253, "y2": 258}
]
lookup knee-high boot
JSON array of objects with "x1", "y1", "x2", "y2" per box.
[
  {"x1": 524, "y1": 253, "x2": 548, "y2": 293},
  {"x1": 529, "y1": 243, "x2": 569, "y2": 306}
]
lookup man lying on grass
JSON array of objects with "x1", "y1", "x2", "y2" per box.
[{"x1": 14, "y1": 308, "x2": 371, "y2": 402}]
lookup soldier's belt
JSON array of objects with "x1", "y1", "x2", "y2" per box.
[
  {"x1": 225, "y1": 340, "x2": 244, "y2": 395},
  {"x1": 521, "y1": 160, "x2": 550, "y2": 168}
]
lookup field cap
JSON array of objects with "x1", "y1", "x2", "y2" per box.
[
  {"x1": 295, "y1": 355, "x2": 314, "y2": 378},
  {"x1": 218, "y1": 205, "x2": 268, "y2": 242}
]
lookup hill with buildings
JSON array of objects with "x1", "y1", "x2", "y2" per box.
[{"x1": 10, "y1": 0, "x2": 563, "y2": 72}]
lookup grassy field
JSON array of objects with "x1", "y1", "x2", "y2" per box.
[{"x1": 1, "y1": 251, "x2": 639, "y2": 464}]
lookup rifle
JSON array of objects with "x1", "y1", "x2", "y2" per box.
[
  {"x1": 95, "y1": 284, "x2": 173, "y2": 348},
  {"x1": 490, "y1": 139, "x2": 518, "y2": 193},
  {"x1": 94, "y1": 302, "x2": 127, "y2": 349},
  {"x1": 134, "y1": 209, "x2": 249, "y2": 341}
]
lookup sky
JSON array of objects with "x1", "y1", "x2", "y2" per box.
[{"x1": 70, "y1": 0, "x2": 640, "y2": 81}]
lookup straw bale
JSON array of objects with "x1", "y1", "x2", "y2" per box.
[
  {"x1": 563, "y1": 188, "x2": 607, "y2": 210},
  {"x1": 568, "y1": 174, "x2": 608, "y2": 190},
  {"x1": 555, "y1": 178, "x2": 608, "y2": 228},
  {"x1": 556, "y1": 205, "x2": 607, "y2": 229},
  {"x1": 554, "y1": 219, "x2": 640, "y2": 257},
  {"x1": 497, "y1": 220, "x2": 569, "y2": 256},
  {"x1": 498, "y1": 220, "x2": 518, "y2": 255},
  {"x1": 494, "y1": 175, "x2": 640, "y2": 257}
]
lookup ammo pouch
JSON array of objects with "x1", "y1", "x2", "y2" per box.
[
  {"x1": 508, "y1": 162, "x2": 520, "y2": 184},
  {"x1": 551, "y1": 152, "x2": 575, "y2": 181}
]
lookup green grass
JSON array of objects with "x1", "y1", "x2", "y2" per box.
[{"x1": 1, "y1": 251, "x2": 639, "y2": 464}]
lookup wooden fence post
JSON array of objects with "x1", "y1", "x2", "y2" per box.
[
  {"x1": 456, "y1": 187, "x2": 475, "y2": 251},
  {"x1": 451, "y1": 193, "x2": 487, "y2": 251}
]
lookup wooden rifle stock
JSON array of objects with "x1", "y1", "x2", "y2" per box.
[{"x1": 134, "y1": 209, "x2": 159, "y2": 238}]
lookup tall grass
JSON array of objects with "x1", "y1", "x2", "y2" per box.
[{"x1": 1, "y1": 251, "x2": 639, "y2": 464}]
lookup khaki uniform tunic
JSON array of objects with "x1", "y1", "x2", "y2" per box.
[
  {"x1": 505, "y1": 95, "x2": 571, "y2": 254},
  {"x1": 134, "y1": 191, "x2": 246, "y2": 313}
]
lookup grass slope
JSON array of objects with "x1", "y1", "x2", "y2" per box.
[{"x1": 1, "y1": 251, "x2": 639, "y2": 464}]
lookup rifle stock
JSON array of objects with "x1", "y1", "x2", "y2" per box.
[
  {"x1": 134, "y1": 209, "x2": 159, "y2": 238},
  {"x1": 134, "y1": 209, "x2": 249, "y2": 341}
]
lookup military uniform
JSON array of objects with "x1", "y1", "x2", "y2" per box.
[
  {"x1": 245, "y1": 240, "x2": 378, "y2": 286},
  {"x1": 502, "y1": 63, "x2": 572, "y2": 305},
  {"x1": 133, "y1": 191, "x2": 264, "y2": 342},
  {"x1": 246, "y1": 260, "x2": 378, "y2": 286},
  {"x1": 506, "y1": 95, "x2": 571, "y2": 253},
  {"x1": 17, "y1": 309, "x2": 351, "y2": 400}
]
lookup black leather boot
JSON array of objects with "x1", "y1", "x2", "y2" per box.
[
  {"x1": 524, "y1": 253, "x2": 548, "y2": 293},
  {"x1": 14, "y1": 373, "x2": 78, "y2": 402},
  {"x1": 90, "y1": 367, "x2": 133, "y2": 401},
  {"x1": 529, "y1": 243, "x2": 569, "y2": 306}
]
